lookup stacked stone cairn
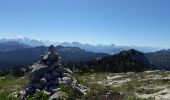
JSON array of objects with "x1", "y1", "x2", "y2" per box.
[{"x1": 17, "y1": 45, "x2": 88, "y2": 99}]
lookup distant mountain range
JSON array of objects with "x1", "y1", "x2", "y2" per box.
[
  {"x1": 0, "y1": 37, "x2": 58, "y2": 47},
  {"x1": 0, "y1": 45, "x2": 109, "y2": 68},
  {"x1": 60, "y1": 42, "x2": 160, "y2": 54},
  {"x1": 0, "y1": 41, "x2": 31, "y2": 52},
  {"x1": 0, "y1": 38, "x2": 161, "y2": 54},
  {"x1": 0, "y1": 38, "x2": 170, "y2": 70}
]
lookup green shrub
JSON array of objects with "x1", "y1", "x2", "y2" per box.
[
  {"x1": 60, "y1": 85, "x2": 80, "y2": 100},
  {"x1": 34, "y1": 91, "x2": 50, "y2": 100}
]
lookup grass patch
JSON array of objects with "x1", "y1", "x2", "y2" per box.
[
  {"x1": 0, "y1": 76, "x2": 29, "y2": 98},
  {"x1": 60, "y1": 85, "x2": 81, "y2": 100}
]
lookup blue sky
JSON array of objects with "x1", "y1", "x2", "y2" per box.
[{"x1": 0, "y1": 0, "x2": 170, "y2": 48}]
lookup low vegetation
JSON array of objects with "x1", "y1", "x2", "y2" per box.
[
  {"x1": 1, "y1": 70, "x2": 170, "y2": 99},
  {"x1": 0, "y1": 76, "x2": 28, "y2": 99},
  {"x1": 64, "y1": 49, "x2": 151, "y2": 74},
  {"x1": 76, "y1": 71, "x2": 170, "y2": 100}
]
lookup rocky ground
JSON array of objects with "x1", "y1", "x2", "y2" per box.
[
  {"x1": 76, "y1": 70, "x2": 170, "y2": 100},
  {"x1": 1, "y1": 70, "x2": 170, "y2": 99}
]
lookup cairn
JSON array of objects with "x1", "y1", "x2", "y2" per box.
[{"x1": 17, "y1": 45, "x2": 88, "y2": 99}]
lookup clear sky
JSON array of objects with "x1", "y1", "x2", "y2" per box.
[{"x1": 0, "y1": 0, "x2": 170, "y2": 48}]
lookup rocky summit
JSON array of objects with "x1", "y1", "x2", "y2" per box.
[{"x1": 17, "y1": 45, "x2": 88, "y2": 99}]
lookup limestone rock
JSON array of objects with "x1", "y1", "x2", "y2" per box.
[
  {"x1": 31, "y1": 65, "x2": 48, "y2": 82},
  {"x1": 63, "y1": 68, "x2": 73, "y2": 75},
  {"x1": 59, "y1": 81, "x2": 67, "y2": 85},
  {"x1": 40, "y1": 78, "x2": 47, "y2": 85},
  {"x1": 51, "y1": 88, "x2": 61, "y2": 94},
  {"x1": 74, "y1": 84, "x2": 88, "y2": 95},
  {"x1": 41, "y1": 45, "x2": 59, "y2": 65},
  {"x1": 52, "y1": 78, "x2": 60, "y2": 84},
  {"x1": 62, "y1": 77, "x2": 73, "y2": 84},
  {"x1": 44, "y1": 73, "x2": 52, "y2": 80},
  {"x1": 30, "y1": 82, "x2": 42, "y2": 89},
  {"x1": 52, "y1": 71, "x2": 59, "y2": 77},
  {"x1": 63, "y1": 73, "x2": 73, "y2": 79},
  {"x1": 49, "y1": 91, "x2": 68, "y2": 100}
]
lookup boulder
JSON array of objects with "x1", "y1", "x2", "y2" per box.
[
  {"x1": 30, "y1": 65, "x2": 48, "y2": 82},
  {"x1": 44, "y1": 73, "x2": 52, "y2": 80},
  {"x1": 55, "y1": 64, "x2": 63, "y2": 73},
  {"x1": 30, "y1": 82, "x2": 42, "y2": 89},
  {"x1": 52, "y1": 71, "x2": 59, "y2": 77},
  {"x1": 48, "y1": 59, "x2": 62, "y2": 71}
]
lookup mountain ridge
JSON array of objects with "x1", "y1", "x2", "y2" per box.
[
  {"x1": 0, "y1": 38, "x2": 161, "y2": 54},
  {"x1": 0, "y1": 41, "x2": 31, "y2": 52},
  {"x1": 0, "y1": 46, "x2": 109, "y2": 68}
]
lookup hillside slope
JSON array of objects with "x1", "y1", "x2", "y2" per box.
[
  {"x1": 146, "y1": 49, "x2": 170, "y2": 70},
  {"x1": 65, "y1": 49, "x2": 151, "y2": 73}
]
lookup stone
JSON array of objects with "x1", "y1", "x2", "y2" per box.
[
  {"x1": 53, "y1": 78, "x2": 60, "y2": 84},
  {"x1": 58, "y1": 78, "x2": 61, "y2": 82},
  {"x1": 44, "y1": 73, "x2": 52, "y2": 80},
  {"x1": 40, "y1": 45, "x2": 59, "y2": 65},
  {"x1": 35, "y1": 89, "x2": 41, "y2": 93},
  {"x1": 30, "y1": 65, "x2": 48, "y2": 82},
  {"x1": 49, "y1": 45, "x2": 55, "y2": 53},
  {"x1": 49, "y1": 91, "x2": 68, "y2": 100},
  {"x1": 55, "y1": 64, "x2": 63, "y2": 73},
  {"x1": 18, "y1": 91, "x2": 26, "y2": 100},
  {"x1": 49, "y1": 85, "x2": 59, "y2": 93},
  {"x1": 40, "y1": 78, "x2": 47, "y2": 85},
  {"x1": 42, "y1": 90, "x2": 51, "y2": 96},
  {"x1": 48, "y1": 60, "x2": 62, "y2": 71},
  {"x1": 59, "y1": 81, "x2": 67, "y2": 85},
  {"x1": 74, "y1": 86, "x2": 87, "y2": 95},
  {"x1": 35, "y1": 90, "x2": 51, "y2": 97},
  {"x1": 46, "y1": 82, "x2": 53, "y2": 87},
  {"x1": 62, "y1": 77, "x2": 73, "y2": 84},
  {"x1": 63, "y1": 73, "x2": 73, "y2": 79},
  {"x1": 63, "y1": 68, "x2": 73, "y2": 75},
  {"x1": 25, "y1": 87, "x2": 35, "y2": 96},
  {"x1": 51, "y1": 88, "x2": 61, "y2": 93},
  {"x1": 52, "y1": 71, "x2": 59, "y2": 77},
  {"x1": 30, "y1": 82, "x2": 42, "y2": 89}
]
